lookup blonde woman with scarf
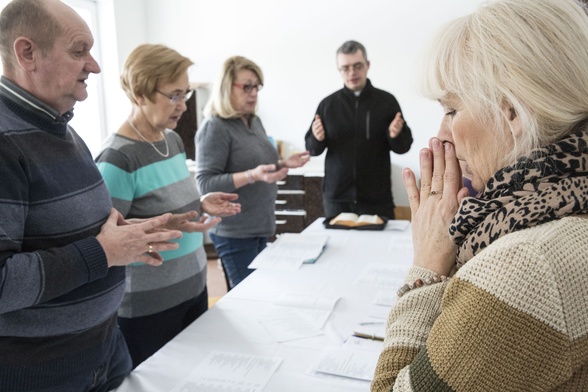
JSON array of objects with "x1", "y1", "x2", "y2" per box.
[{"x1": 372, "y1": 0, "x2": 588, "y2": 390}]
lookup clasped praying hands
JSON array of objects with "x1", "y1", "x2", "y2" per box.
[
  {"x1": 97, "y1": 209, "x2": 183, "y2": 268},
  {"x1": 402, "y1": 137, "x2": 470, "y2": 277}
]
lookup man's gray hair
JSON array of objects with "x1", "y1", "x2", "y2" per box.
[{"x1": 336, "y1": 40, "x2": 368, "y2": 61}]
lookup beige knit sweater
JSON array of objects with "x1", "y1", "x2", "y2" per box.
[{"x1": 371, "y1": 216, "x2": 588, "y2": 391}]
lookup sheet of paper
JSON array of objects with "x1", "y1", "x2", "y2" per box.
[
  {"x1": 248, "y1": 233, "x2": 329, "y2": 270},
  {"x1": 354, "y1": 263, "x2": 409, "y2": 288},
  {"x1": 373, "y1": 289, "x2": 397, "y2": 307},
  {"x1": 306, "y1": 367, "x2": 370, "y2": 387},
  {"x1": 258, "y1": 292, "x2": 341, "y2": 341},
  {"x1": 170, "y1": 351, "x2": 283, "y2": 392},
  {"x1": 312, "y1": 346, "x2": 380, "y2": 381},
  {"x1": 344, "y1": 335, "x2": 385, "y2": 351},
  {"x1": 276, "y1": 292, "x2": 340, "y2": 311},
  {"x1": 247, "y1": 251, "x2": 305, "y2": 271},
  {"x1": 258, "y1": 308, "x2": 324, "y2": 342},
  {"x1": 275, "y1": 292, "x2": 340, "y2": 328},
  {"x1": 386, "y1": 220, "x2": 410, "y2": 231}
]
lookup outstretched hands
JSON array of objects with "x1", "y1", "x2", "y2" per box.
[
  {"x1": 282, "y1": 151, "x2": 311, "y2": 169},
  {"x1": 164, "y1": 192, "x2": 242, "y2": 233},
  {"x1": 250, "y1": 163, "x2": 289, "y2": 184},
  {"x1": 201, "y1": 192, "x2": 241, "y2": 217},
  {"x1": 389, "y1": 112, "x2": 404, "y2": 138},
  {"x1": 311, "y1": 114, "x2": 325, "y2": 141},
  {"x1": 164, "y1": 211, "x2": 221, "y2": 233},
  {"x1": 97, "y1": 209, "x2": 182, "y2": 267},
  {"x1": 402, "y1": 138, "x2": 470, "y2": 276},
  {"x1": 245, "y1": 151, "x2": 310, "y2": 187}
]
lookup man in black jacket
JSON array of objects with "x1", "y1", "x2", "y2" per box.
[{"x1": 305, "y1": 40, "x2": 413, "y2": 219}]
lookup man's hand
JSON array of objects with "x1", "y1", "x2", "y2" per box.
[
  {"x1": 388, "y1": 112, "x2": 404, "y2": 138},
  {"x1": 312, "y1": 114, "x2": 325, "y2": 141},
  {"x1": 97, "y1": 209, "x2": 183, "y2": 267}
]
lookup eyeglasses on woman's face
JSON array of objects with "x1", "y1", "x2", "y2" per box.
[
  {"x1": 232, "y1": 83, "x2": 263, "y2": 94},
  {"x1": 156, "y1": 88, "x2": 194, "y2": 105}
]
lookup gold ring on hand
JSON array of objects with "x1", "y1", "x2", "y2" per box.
[
  {"x1": 429, "y1": 190, "x2": 443, "y2": 196},
  {"x1": 148, "y1": 244, "x2": 153, "y2": 253}
]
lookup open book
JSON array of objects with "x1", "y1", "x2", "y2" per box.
[{"x1": 329, "y1": 213, "x2": 384, "y2": 227}]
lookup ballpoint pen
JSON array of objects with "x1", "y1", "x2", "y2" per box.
[
  {"x1": 358, "y1": 321, "x2": 385, "y2": 326},
  {"x1": 352, "y1": 332, "x2": 385, "y2": 342}
]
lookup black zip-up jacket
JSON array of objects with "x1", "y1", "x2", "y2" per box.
[{"x1": 305, "y1": 79, "x2": 413, "y2": 206}]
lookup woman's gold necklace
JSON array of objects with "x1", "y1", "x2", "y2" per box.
[{"x1": 127, "y1": 119, "x2": 169, "y2": 158}]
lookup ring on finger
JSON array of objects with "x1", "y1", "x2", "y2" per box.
[
  {"x1": 429, "y1": 190, "x2": 443, "y2": 196},
  {"x1": 147, "y1": 243, "x2": 153, "y2": 253}
]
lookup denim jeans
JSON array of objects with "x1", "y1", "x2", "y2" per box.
[{"x1": 209, "y1": 234, "x2": 267, "y2": 289}]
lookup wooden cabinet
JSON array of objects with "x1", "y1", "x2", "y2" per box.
[
  {"x1": 174, "y1": 92, "x2": 197, "y2": 160},
  {"x1": 174, "y1": 84, "x2": 210, "y2": 160},
  {"x1": 275, "y1": 174, "x2": 324, "y2": 235},
  {"x1": 302, "y1": 176, "x2": 324, "y2": 225}
]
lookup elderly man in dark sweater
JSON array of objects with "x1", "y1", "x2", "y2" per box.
[
  {"x1": 0, "y1": 1, "x2": 182, "y2": 391},
  {"x1": 305, "y1": 40, "x2": 413, "y2": 219}
]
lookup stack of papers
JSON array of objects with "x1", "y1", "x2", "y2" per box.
[{"x1": 248, "y1": 233, "x2": 329, "y2": 271}]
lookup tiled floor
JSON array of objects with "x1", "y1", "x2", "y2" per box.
[{"x1": 206, "y1": 258, "x2": 228, "y2": 307}]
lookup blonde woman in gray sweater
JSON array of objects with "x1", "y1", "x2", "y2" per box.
[{"x1": 196, "y1": 56, "x2": 310, "y2": 289}]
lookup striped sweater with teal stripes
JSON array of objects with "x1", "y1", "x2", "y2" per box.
[{"x1": 96, "y1": 132, "x2": 206, "y2": 318}]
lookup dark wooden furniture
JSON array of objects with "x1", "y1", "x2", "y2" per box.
[
  {"x1": 275, "y1": 174, "x2": 325, "y2": 236},
  {"x1": 174, "y1": 93, "x2": 197, "y2": 160}
]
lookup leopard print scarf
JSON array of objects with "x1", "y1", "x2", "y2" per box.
[{"x1": 450, "y1": 127, "x2": 588, "y2": 268}]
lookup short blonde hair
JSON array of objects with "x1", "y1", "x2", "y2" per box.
[
  {"x1": 120, "y1": 44, "x2": 193, "y2": 105},
  {"x1": 204, "y1": 56, "x2": 264, "y2": 119},
  {"x1": 421, "y1": 0, "x2": 588, "y2": 165}
]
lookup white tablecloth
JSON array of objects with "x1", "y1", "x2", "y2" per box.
[{"x1": 114, "y1": 218, "x2": 413, "y2": 392}]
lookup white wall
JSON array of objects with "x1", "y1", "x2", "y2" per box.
[{"x1": 109, "y1": 0, "x2": 483, "y2": 205}]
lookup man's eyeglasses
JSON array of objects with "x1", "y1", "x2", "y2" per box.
[
  {"x1": 232, "y1": 83, "x2": 263, "y2": 94},
  {"x1": 338, "y1": 62, "x2": 366, "y2": 73},
  {"x1": 156, "y1": 89, "x2": 194, "y2": 105}
]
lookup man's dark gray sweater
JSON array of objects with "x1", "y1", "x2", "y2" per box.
[{"x1": 0, "y1": 77, "x2": 125, "y2": 390}]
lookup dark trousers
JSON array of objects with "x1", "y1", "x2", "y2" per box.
[
  {"x1": 118, "y1": 288, "x2": 208, "y2": 369},
  {"x1": 209, "y1": 233, "x2": 268, "y2": 289},
  {"x1": 322, "y1": 199, "x2": 395, "y2": 220},
  {"x1": 86, "y1": 329, "x2": 132, "y2": 392},
  {"x1": 5, "y1": 327, "x2": 132, "y2": 392}
]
